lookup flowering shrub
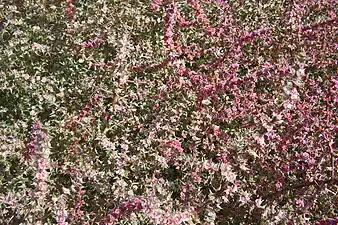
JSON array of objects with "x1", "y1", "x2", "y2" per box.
[{"x1": 0, "y1": 0, "x2": 337, "y2": 224}]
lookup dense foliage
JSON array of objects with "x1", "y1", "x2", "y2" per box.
[{"x1": 0, "y1": 0, "x2": 337, "y2": 224}]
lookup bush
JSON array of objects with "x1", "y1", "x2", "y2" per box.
[{"x1": 0, "y1": 0, "x2": 337, "y2": 224}]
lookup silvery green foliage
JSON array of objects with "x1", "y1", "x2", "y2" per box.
[{"x1": 1, "y1": 0, "x2": 337, "y2": 224}]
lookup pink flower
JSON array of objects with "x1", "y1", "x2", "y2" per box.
[
  {"x1": 207, "y1": 28, "x2": 216, "y2": 35},
  {"x1": 231, "y1": 63, "x2": 239, "y2": 68},
  {"x1": 210, "y1": 125, "x2": 221, "y2": 135},
  {"x1": 166, "y1": 140, "x2": 183, "y2": 154},
  {"x1": 282, "y1": 163, "x2": 290, "y2": 172},
  {"x1": 275, "y1": 180, "x2": 283, "y2": 191},
  {"x1": 280, "y1": 65, "x2": 289, "y2": 73},
  {"x1": 239, "y1": 195, "x2": 249, "y2": 204},
  {"x1": 150, "y1": 1, "x2": 160, "y2": 11},
  {"x1": 189, "y1": 171, "x2": 201, "y2": 183},
  {"x1": 295, "y1": 199, "x2": 303, "y2": 207}
]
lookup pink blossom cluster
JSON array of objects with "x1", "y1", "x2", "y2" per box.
[
  {"x1": 65, "y1": 0, "x2": 75, "y2": 21},
  {"x1": 25, "y1": 121, "x2": 46, "y2": 160},
  {"x1": 165, "y1": 140, "x2": 183, "y2": 153},
  {"x1": 23, "y1": 121, "x2": 50, "y2": 212},
  {"x1": 80, "y1": 38, "x2": 103, "y2": 49},
  {"x1": 101, "y1": 199, "x2": 144, "y2": 224},
  {"x1": 35, "y1": 157, "x2": 49, "y2": 195},
  {"x1": 161, "y1": 140, "x2": 184, "y2": 163},
  {"x1": 55, "y1": 197, "x2": 68, "y2": 225},
  {"x1": 163, "y1": 4, "x2": 177, "y2": 51}
]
